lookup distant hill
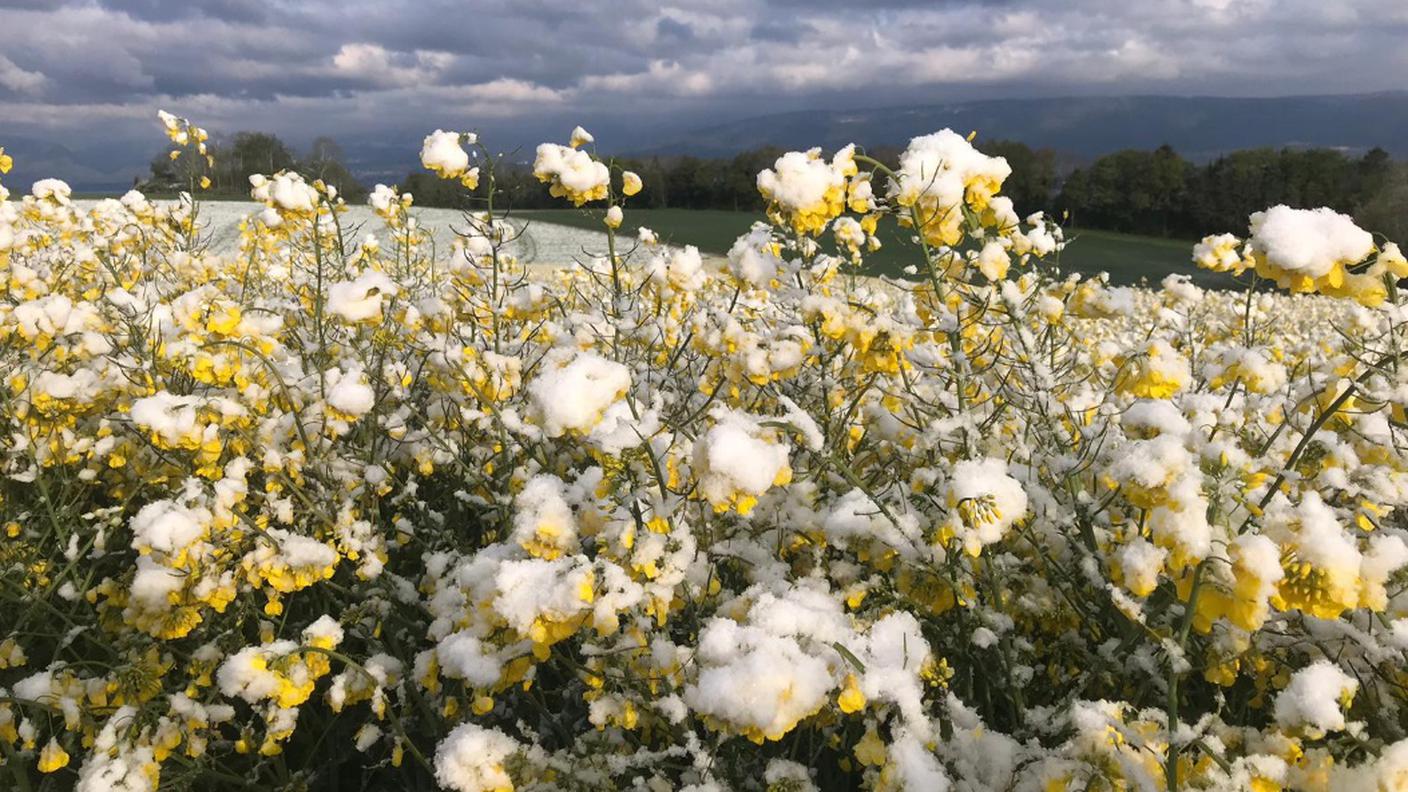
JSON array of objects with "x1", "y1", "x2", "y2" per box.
[
  {"x1": 11, "y1": 92, "x2": 1408, "y2": 195},
  {"x1": 631, "y1": 93, "x2": 1408, "y2": 163},
  {"x1": 2, "y1": 135, "x2": 147, "y2": 195}
]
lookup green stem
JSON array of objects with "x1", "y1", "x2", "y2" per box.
[{"x1": 1166, "y1": 560, "x2": 1206, "y2": 791}]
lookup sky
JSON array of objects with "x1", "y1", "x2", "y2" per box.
[{"x1": 1, "y1": 0, "x2": 1407, "y2": 184}]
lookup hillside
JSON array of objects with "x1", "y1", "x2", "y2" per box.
[
  {"x1": 521, "y1": 208, "x2": 1222, "y2": 288},
  {"x1": 632, "y1": 93, "x2": 1408, "y2": 161},
  {"x1": 14, "y1": 92, "x2": 1408, "y2": 193}
]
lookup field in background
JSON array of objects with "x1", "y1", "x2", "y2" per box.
[
  {"x1": 522, "y1": 208, "x2": 1233, "y2": 288},
  {"x1": 74, "y1": 200, "x2": 615, "y2": 268},
  {"x1": 75, "y1": 199, "x2": 1231, "y2": 288}
]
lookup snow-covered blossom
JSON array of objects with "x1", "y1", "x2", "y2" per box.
[
  {"x1": 511, "y1": 474, "x2": 579, "y2": 559},
  {"x1": 32, "y1": 178, "x2": 72, "y2": 205},
  {"x1": 327, "y1": 270, "x2": 399, "y2": 323},
  {"x1": 325, "y1": 368, "x2": 376, "y2": 419},
  {"x1": 693, "y1": 408, "x2": 792, "y2": 514},
  {"x1": 888, "y1": 129, "x2": 1011, "y2": 246},
  {"x1": 1193, "y1": 232, "x2": 1248, "y2": 274},
  {"x1": 1274, "y1": 661, "x2": 1359, "y2": 737},
  {"x1": 434, "y1": 723, "x2": 519, "y2": 792},
  {"x1": 756, "y1": 145, "x2": 856, "y2": 235},
  {"x1": 250, "y1": 172, "x2": 319, "y2": 214},
  {"x1": 533, "y1": 142, "x2": 609, "y2": 205},
  {"x1": 527, "y1": 351, "x2": 631, "y2": 436},
  {"x1": 1247, "y1": 205, "x2": 1375, "y2": 292},
  {"x1": 686, "y1": 615, "x2": 835, "y2": 742},
  {"x1": 421, "y1": 129, "x2": 479, "y2": 188},
  {"x1": 621, "y1": 170, "x2": 643, "y2": 196},
  {"x1": 945, "y1": 458, "x2": 1028, "y2": 554}
]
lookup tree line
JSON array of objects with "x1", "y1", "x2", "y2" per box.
[
  {"x1": 143, "y1": 130, "x2": 1404, "y2": 243},
  {"x1": 404, "y1": 140, "x2": 1400, "y2": 242},
  {"x1": 143, "y1": 132, "x2": 368, "y2": 203},
  {"x1": 1055, "y1": 145, "x2": 1395, "y2": 239},
  {"x1": 398, "y1": 141, "x2": 1061, "y2": 221}
]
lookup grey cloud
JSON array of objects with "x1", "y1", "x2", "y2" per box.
[
  {"x1": 0, "y1": 0, "x2": 76, "y2": 7},
  {"x1": 767, "y1": 0, "x2": 1011, "y2": 6},
  {"x1": 98, "y1": 0, "x2": 269, "y2": 23},
  {"x1": 657, "y1": 17, "x2": 696, "y2": 42},
  {"x1": 750, "y1": 19, "x2": 812, "y2": 42}
]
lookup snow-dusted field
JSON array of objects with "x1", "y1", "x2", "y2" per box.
[{"x1": 75, "y1": 200, "x2": 613, "y2": 267}]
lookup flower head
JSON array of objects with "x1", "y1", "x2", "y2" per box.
[{"x1": 422, "y1": 129, "x2": 479, "y2": 188}]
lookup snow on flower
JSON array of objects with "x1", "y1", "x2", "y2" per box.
[
  {"x1": 621, "y1": 170, "x2": 642, "y2": 196},
  {"x1": 726, "y1": 222, "x2": 784, "y2": 287},
  {"x1": 434, "y1": 723, "x2": 519, "y2": 792},
  {"x1": 645, "y1": 244, "x2": 707, "y2": 294},
  {"x1": 421, "y1": 129, "x2": 479, "y2": 188},
  {"x1": 1274, "y1": 660, "x2": 1359, "y2": 737},
  {"x1": 511, "y1": 473, "x2": 579, "y2": 559},
  {"x1": 693, "y1": 407, "x2": 792, "y2": 514},
  {"x1": 72, "y1": 707, "x2": 159, "y2": 792},
  {"x1": 1193, "y1": 232, "x2": 1248, "y2": 274},
  {"x1": 129, "y1": 499, "x2": 208, "y2": 557},
  {"x1": 249, "y1": 171, "x2": 319, "y2": 215},
  {"x1": 324, "y1": 368, "x2": 376, "y2": 420},
  {"x1": 31, "y1": 178, "x2": 72, "y2": 205},
  {"x1": 326, "y1": 270, "x2": 399, "y2": 323},
  {"x1": 569, "y1": 126, "x2": 594, "y2": 148},
  {"x1": 756, "y1": 145, "x2": 856, "y2": 235},
  {"x1": 1247, "y1": 205, "x2": 1374, "y2": 291},
  {"x1": 1117, "y1": 338, "x2": 1191, "y2": 399},
  {"x1": 527, "y1": 351, "x2": 631, "y2": 437},
  {"x1": 888, "y1": 129, "x2": 1011, "y2": 246},
  {"x1": 945, "y1": 458, "x2": 1028, "y2": 554},
  {"x1": 533, "y1": 141, "x2": 609, "y2": 205},
  {"x1": 271, "y1": 173, "x2": 317, "y2": 213},
  {"x1": 685, "y1": 614, "x2": 835, "y2": 742},
  {"x1": 129, "y1": 391, "x2": 202, "y2": 446},
  {"x1": 492, "y1": 555, "x2": 595, "y2": 646}
]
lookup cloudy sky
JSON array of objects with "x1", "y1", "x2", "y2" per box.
[{"x1": 2, "y1": 0, "x2": 1406, "y2": 182}]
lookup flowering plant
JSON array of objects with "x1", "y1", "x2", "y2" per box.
[{"x1": 1, "y1": 112, "x2": 1407, "y2": 792}]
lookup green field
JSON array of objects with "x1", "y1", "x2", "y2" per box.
[{"x1": 520, "y1": 208, "x2": 1239, "y2": 289}]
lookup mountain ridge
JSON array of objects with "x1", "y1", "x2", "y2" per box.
[
  {"x1": 9, "y1": 92, "x2": 1407, "y2": 193},
  {"x1": 625, "y1": 92, "x2": 1408, "y2": 162}
]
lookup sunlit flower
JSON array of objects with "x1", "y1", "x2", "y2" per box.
[
  {"x1": 533, "y1": 141, "x2": 609, "y2": 205},
  {"x1": 621, "y1": 170, "x2": 642, "y2": 196},
  {"x1": 422, "y1": 129, "x2": 480, "y2": 189}
]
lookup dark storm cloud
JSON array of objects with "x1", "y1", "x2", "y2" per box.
[
  {"x1": 767, "y1": 0, "x2": 1013, "y2": 6},
  {"x1": 656, "y1": 16, "x2": 696, "y2": 43},
  {"x1": 0, "y1": 0, "x2": 75, "y2": 7},
  {"x1": 98, "y1": 0, "x2": 269, "y2": 23},
  {"x1": 750, "y1": 19, "x2": 812, "y2": 43},
  {"x1": 0, "y1": 0, "x2": 1405, "y2": 172}
]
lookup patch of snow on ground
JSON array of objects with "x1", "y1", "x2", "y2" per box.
[{"x1": 75, "y1": 201, "x2": 613, "y2": 268}]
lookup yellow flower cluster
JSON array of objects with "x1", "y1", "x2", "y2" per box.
[
  {"x1": 532, "y1": 130, "x2": 610, "y2": 206},
  {"x1": 158, "y1": 110, "x2": 214, "y2": 189},
  {"x1": 1196, "y1": 206, "x2": 1408, "y2": 307},
  {"x1": 888, "y1": 130, "x2": 1014, "y2": 248},
  {"x1": 756, "y1": 145, "x2": 857, "y2": 236},
  {"x1": 421, "y1": 130, "x2": 480, "y2": 189}
]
